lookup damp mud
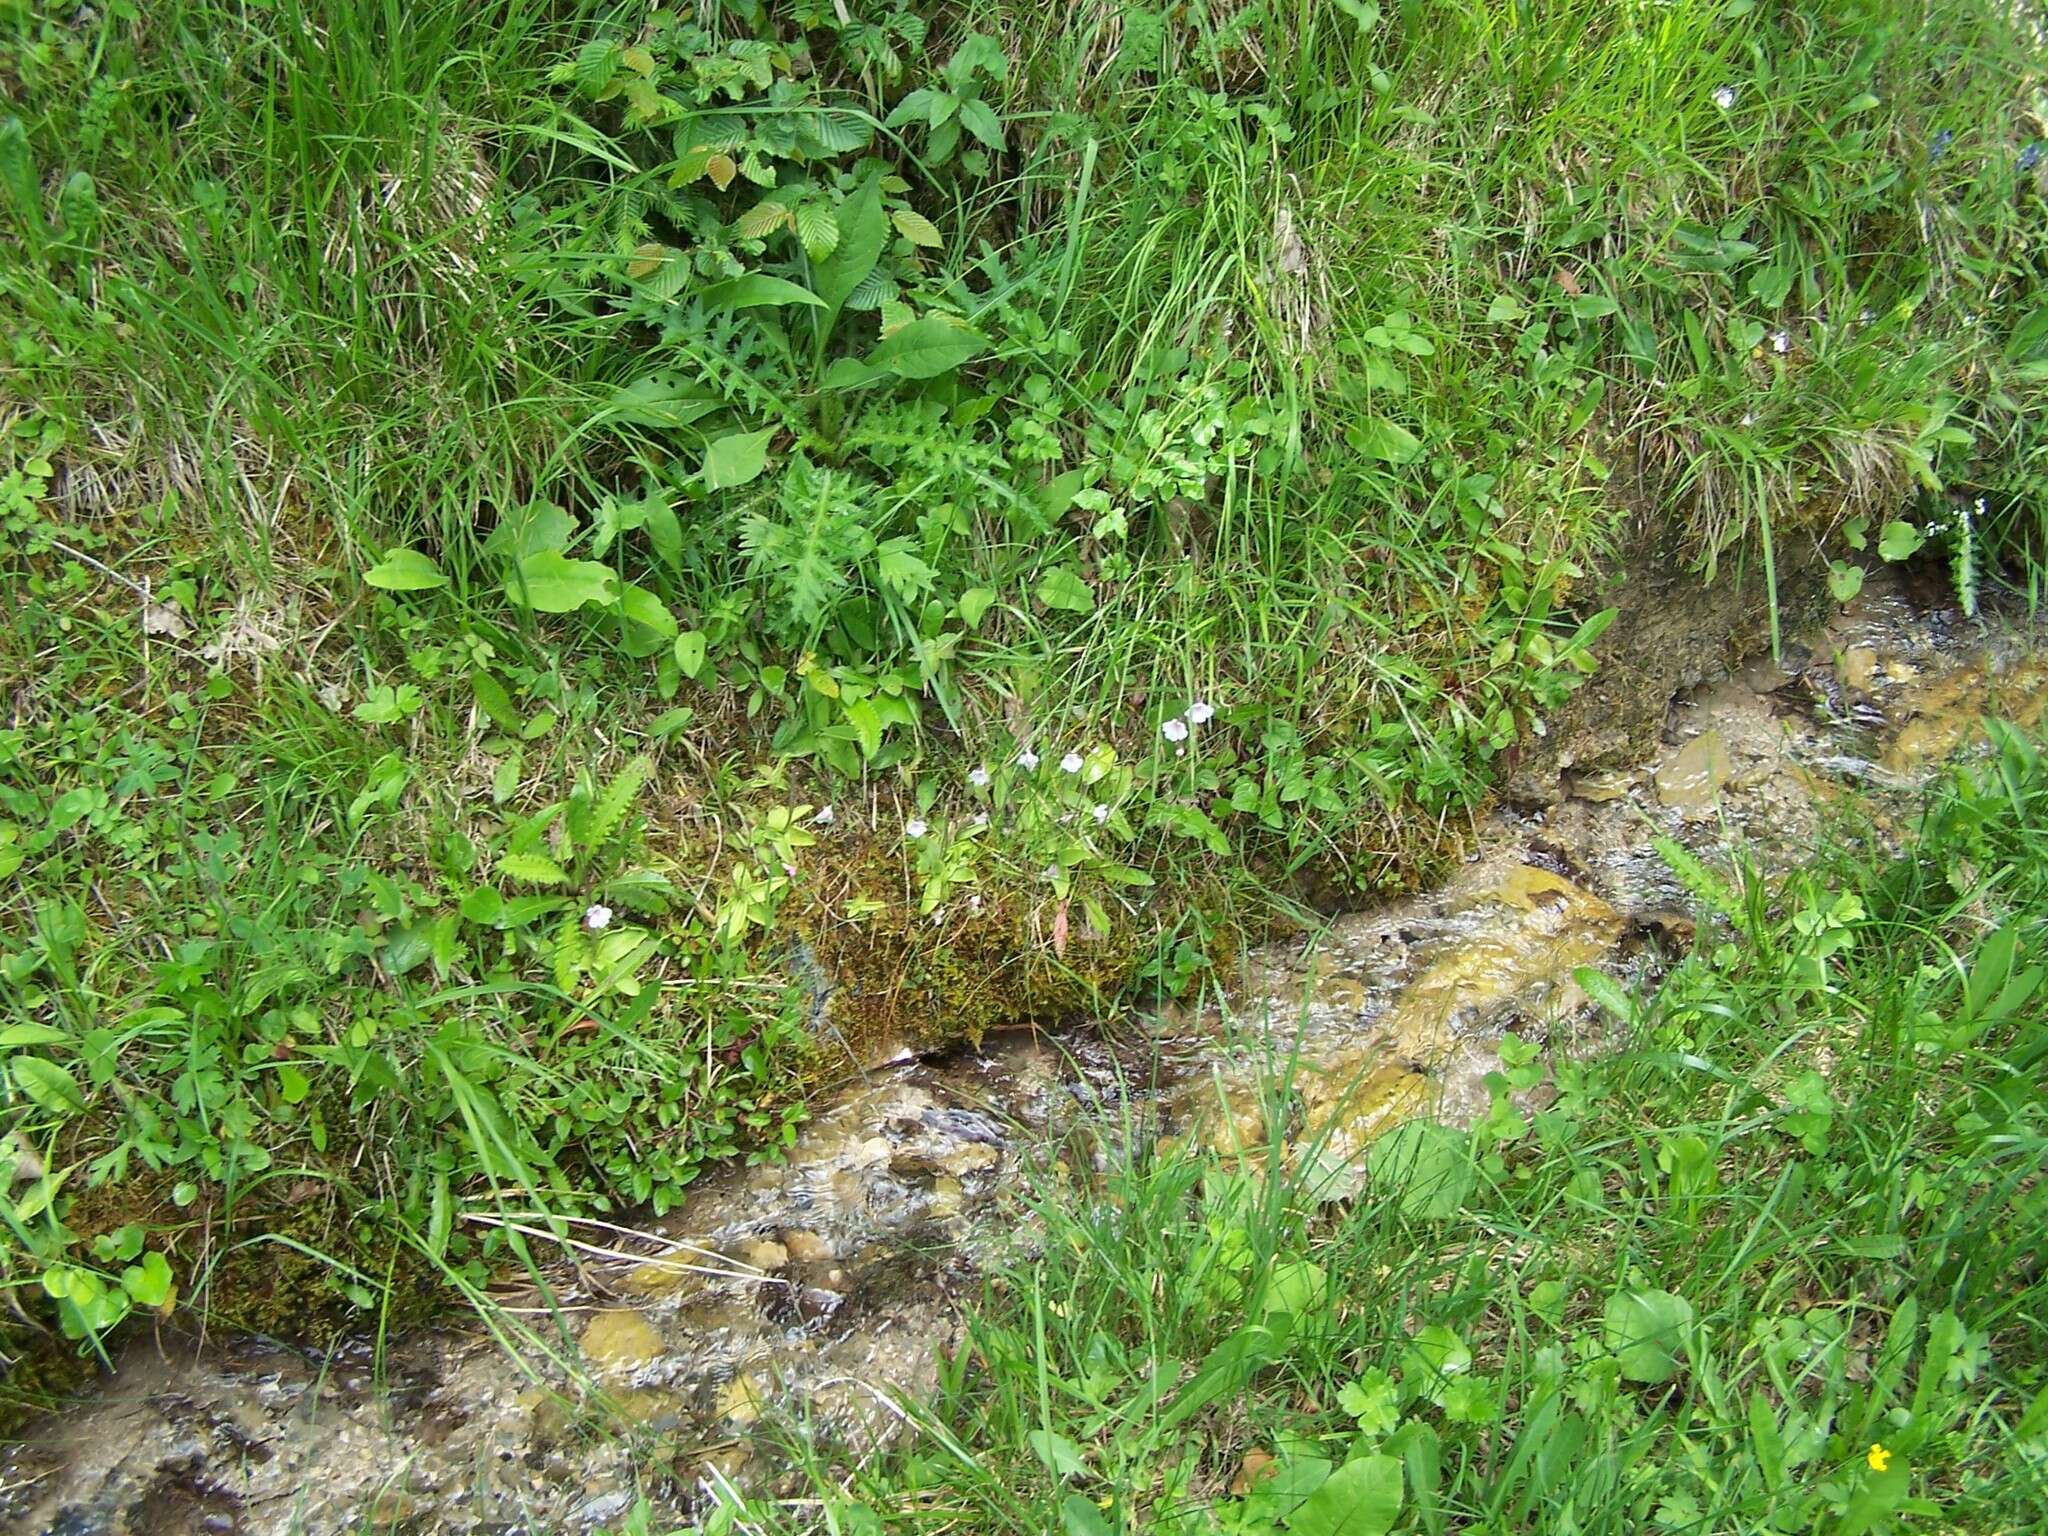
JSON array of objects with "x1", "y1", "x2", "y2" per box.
[{"x1": 7, "y1": 567, "x2": 2045, "y2": 1535}]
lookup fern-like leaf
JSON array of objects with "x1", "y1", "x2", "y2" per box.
[{"x1": 590, "y1": 757, "x2": 652, "y2": 849}]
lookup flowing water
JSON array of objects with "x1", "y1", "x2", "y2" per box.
[{"x1": 7, "y1": 568, "x2": 2046, "y2": 1535}]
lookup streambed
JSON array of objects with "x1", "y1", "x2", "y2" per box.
[{"x1": 7, "y1": 568, "x2": 2043, "y2": 1536}]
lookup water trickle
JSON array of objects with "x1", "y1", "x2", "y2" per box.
[{"x1": 9, "y1": 568, "x2": 2042, "y2": 1535}]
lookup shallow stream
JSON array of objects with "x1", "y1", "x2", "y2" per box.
[{"x1": 8, "y1": 568, "x2": 2045, "y2": 1535}]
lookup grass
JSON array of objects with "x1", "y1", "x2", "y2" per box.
[
  {"x1": 0, "y1": 0, "x2": 2045, "y2": 1488},
  {"x1": 719, "y1": 722, "x2": 2048, "y2": 1535}
]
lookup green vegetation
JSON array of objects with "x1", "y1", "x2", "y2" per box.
[
  {"x1": 1, "y1": 0, "x2": 2045, "y2": 1452},
  {"x1": 715, "y1": 720, "x2": 2048, "y2": 1534}
]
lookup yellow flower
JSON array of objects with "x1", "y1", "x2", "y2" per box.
[{"x1": 1867, "y1": 1443, "x2": 1893, "y2": 1472}]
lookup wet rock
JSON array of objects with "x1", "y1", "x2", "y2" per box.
[
  {"x1": 1655, "y1": 728, "x2": 1732, "y2": 817},
  {"x1": 742, "y1": 1239, "x2": 790, "y2": 1272},
  {"x1": 782, "y1": 1230, "x2": 836, "y2": 1263},
  {"x1": 579, "y1": 1310, "x2": 665, "y2": 1378}
]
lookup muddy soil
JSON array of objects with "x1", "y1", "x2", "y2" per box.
[{"x1": 6, "y1": 567, "x2": 2044, "y2": 1536}]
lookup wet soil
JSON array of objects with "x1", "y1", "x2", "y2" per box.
[{"x1": 6, "y1": 567, "x2": 2044, "y2": 1536}]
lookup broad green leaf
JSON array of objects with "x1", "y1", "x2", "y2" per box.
[
  {"x1": 1828, "y1": 561, "x2": 1865, "y2": 604},
  {"x1": 814, "y1": 173, "x2": 888, "y2": 333},
  {"x1": 470, "y1": 671, "x2": 525, "y2": 733},
  {"x1": 1036, "y1": 567, "x2": 1096, "y2": 614},
  {"x1": 120, "y1": 1251, "x2": 175, "y2": 1308},
  {"x1": 1347, "y1": 417, "x2": 1423, "y2": 464},
  {"x1": 1603, "y1": 1288, "x2": 1693, "y2": 1383},
  {"x1": 483, "y1": 500, "x2": 575, "y2": 561},
  {"x1": 1400, "y1": 1324, "x2": 1472, "y2": 1405},
  {"x1": 497, "y1": 852, "x2": 569, "y2": 886},
  {"x1": 1366, "y1": 1120, "x2": 1475, "y2": 1219},
  {"x1": 1877, "y1": 520, "x2": 1925, "y2": 562},
  {"x1": 1287, "y1": 1455, "x2": 1402, "y2": 1536},
  {"x1": 506, "y1": 551, "x2": 616, "y2": 613},
  {"x1": 958, "y1": 587, "x2": 997, "y2": 627},
  {"x1": 867, "y1": 315, "x2": 986, "y2": 379},
  {"x1": 703, "y1": 429, "x2": 776, "y2": 491},
  {"x1": 1026, "y1": 1429, "x2": 1087, "y2": 1479},
  {"x1": 1572, "y1": 965, "x2": 1633, "y2": 1018},
  {"x1": 12, "y1": 1056, "x2": 85, "y2": 1115},
  {"x1": 1060, "y1": 1494, "x2": 1113, "y2": 1536},
  {"x1": 600, "y1": 374, "x2": 722, "y2": 430},
  {"x1": 1259, "y1": 1259, "x2": 1328, "y2": 1320},
  {"x1": 891, "y1": 207, "x2": 944, "y2": 248},
  {"x1": 0, "y1": 1023, "x2": 72, "y2": 1047},
  {"x1": 363, "y1": 547, "x2": 447, "y2": 592},
  {"x1": 698, "y1": 273, "x2": 825, "y2": 310},
  {"x1": 673, "y1": 630, "x2": 709, "y2": 680},
  {"x1": 612, "y1": 581, "x2": 679, "y2": 657}
]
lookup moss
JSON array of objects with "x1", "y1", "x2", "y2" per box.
[{"x1": 792, "y1": 835, "x2": 1150, "y2": 1059}]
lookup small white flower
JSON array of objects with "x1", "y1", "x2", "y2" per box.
[
  {"x1": 782, "y1": 861, "x2": 797, "y2": 877},
  {"x1": 1016, "y1": 749, "x2": 1039, "y2": 770},
  {"x1": 1161, "y1": 717, "x2": 1190, "y2": 743},
  {"x1": 1060, "y1": 751, "x2": 1084, "y2": 774},
  {"x1": 1185, "y1": 701, "x2": 1216, "y2": 726},
  {"x1": 1741, "y1": 411, "x2": 1756, "y2": 427},
  {"x1": 968, "y1": 894, "x2": 984, "y2": 911},
  {"x1": 1860, "y1": 307, "x2": 1875, "y2": 324},
  {"x1": 905, "y1": 818, "x2": 928, "y2": 839},
  {"x1": 813, "y1": 804, "x2": 835, "y2": 825},
  {"x1": 583, "y1": 904, "x2": 613, "y2": 932},
  {"x1": 1092, "y1": 803, "x2": 1110, "y2": 824},
  {"x1": 968, "y1": 766, "x2": 990, "y2": 788},
  {"x1": 1713, "y1": 85, "x2": 1737, "y2": 110},
  {"x1": 1770, "y1": 329, "x2": 1790, "y2": 354},
  {"x1": 1175, "y1": 746, "x2": 1186, "y2": 758},
  {"x1": 1040, "y1": 864, "x2": 1060, "y2": 881},
  {"x1": 972, "y1": 811, "x2": 989, "y2": 826}
]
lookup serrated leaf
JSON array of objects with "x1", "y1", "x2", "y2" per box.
[
  {"x1": 506, "y1": 551, "x2": 617, "y2": 613},
  {"x1": 363, "y1": 547, "x2": 448, "y2": 591},
  {"x1": 815, "y1": 173, "x2": 888, "y2": 330},
  {"x1": 804, "y1": 111, "x2": 872, "y2": 154},
  {"x1": 497, "y1": 852, "x2": 569, "y2": 886},
  {"x1": 957, "y1": 97, "x2": 1004, "y2": 151},
  {"x1": 588, "y1": 757, "x2": 651, "y2": 847},
  {"x1": 866, "y1": 315, "x2": 986, "y2": 379},
  {"x1": 795, "y1": 202, "x2": 840, "y2": 261},
  {"x1": 891, "y1": 207, "x2": 944, "y2": 247},
  {"x1": 699, "y1": 273, "x2": 825, "y2": 310},
  {"x1": 735, "y1": 201, "x2": 791, "y2": 240},
  {"x1": 619, "y1": 45, "x2": 655, "y2": 77},
  {"x1": 574, "y1": 39, "x2": 621, "y2": 97},
  {"x1": 703, "y1": 429, "x2": 776, "y2": 491}
]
